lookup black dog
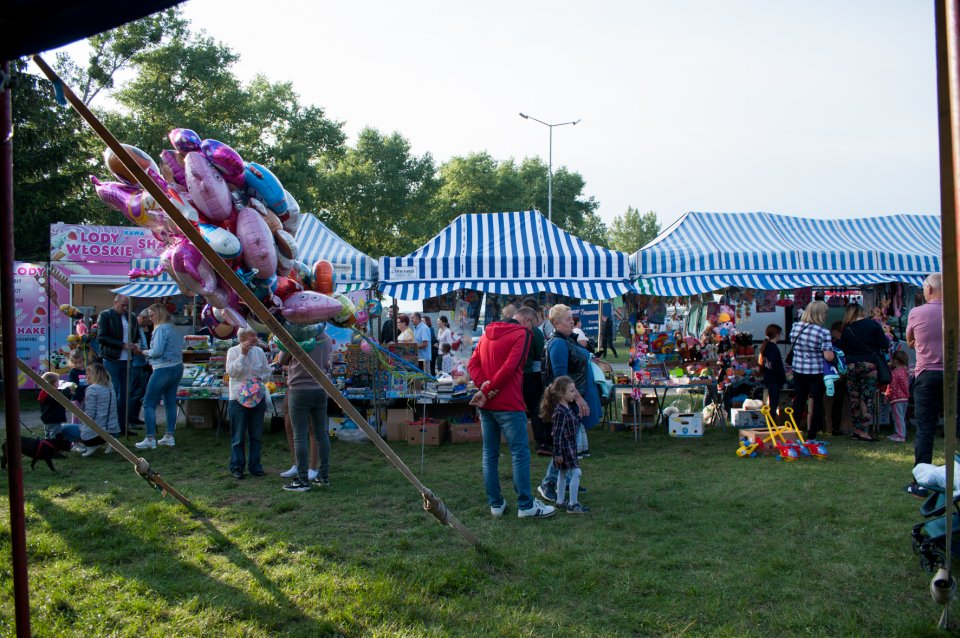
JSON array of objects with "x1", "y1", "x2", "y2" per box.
[{"x1": 1, "y1": 434, "x2": 72, "y2": 472}]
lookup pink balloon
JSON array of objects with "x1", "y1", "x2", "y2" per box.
[
  {"x1": 360, "y1": 340, "x2": 372, "y2": 354},
  {"x1": 159, "y1": 149, "x2": 187, "y2": 190},
  {"x1": 237, "y1": 206, "x2": 277, "y2": 275},
  {"x1": 171, "y1": 241, "x2": 217, "y2": 296},
  {"x1": 280, "y1": 291, "x2": 342, "y2": 324},
  {"x1": 169, "y1": 128, "x2": 201, "y2": 152},
  {"x1": 184, "y1": 152, "x2": 233, "y2": 222}
]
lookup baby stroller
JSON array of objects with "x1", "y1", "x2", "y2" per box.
[{"x1": 911, "y1": 455, "x2": 960, "y2": 573}]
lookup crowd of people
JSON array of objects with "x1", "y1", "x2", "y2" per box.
[{"x1": 35, "y1": 273, "x2": 960, "y2": 510}]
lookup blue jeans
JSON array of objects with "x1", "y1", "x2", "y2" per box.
[
  {"x1": 103, "y1": 359, "x2": 128, "y2": 430},
  {"x1": 913, "y1": 370, "x2": 960, "y2": 466},
  {"x1": 479, "y1": 409, "x2": 532, "y2": 510},
  {"x1": 288, "y1": 388, "x2": 330, "y2": 483},
  {"x1": 228, "y1": 399, "x2": 266, "y2": 474},
  {"x1": 144, "y1": 364, "x2": 183, "y2": 438},
  {"x1": 44, "y1": 423, "x2": 81, "y2": 442}
]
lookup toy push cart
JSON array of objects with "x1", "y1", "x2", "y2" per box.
[{"x1": 911, "y1": 455, "x2": 960, "y2": 573}]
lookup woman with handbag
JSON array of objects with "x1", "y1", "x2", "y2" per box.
[
  {"x1": 788, "y1": 300, "x2": 835, "y2": 440},
  {"x1": 839, "y1": 303, "x2": 891, "y2": 442}
]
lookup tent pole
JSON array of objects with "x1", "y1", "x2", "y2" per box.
[
  {"x1": 934, "y1": 0, "x2": 960, "y2": 628},
  {"x1": 30, "y1": 56, "x2": 479, "y2": 549},
  {"x1": 1, "y1": 59, "x2": 32, "y2": 638}
]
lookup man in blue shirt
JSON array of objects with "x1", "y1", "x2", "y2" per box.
[{"x1": 412, "y1": 312, "x2": 432, "y2": 373}]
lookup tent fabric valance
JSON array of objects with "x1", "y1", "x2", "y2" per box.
[
  {"x1": 295, "y1": 214, "x2": 377, "y2": 292},
  {"x1": 632, "y1": 212, "x2": 941, "y2": 296},
  {"x1": 378, "y1": 210, "x2": 633, "y2": 301},
  {"x1": 112, "y1": 258, "x2": 180, "y2": 298}
]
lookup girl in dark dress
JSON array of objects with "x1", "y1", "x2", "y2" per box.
[{"x1": 758, "y1": 324, "x2": 787, "y2": 418}]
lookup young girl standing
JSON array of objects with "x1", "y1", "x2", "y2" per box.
[
  {"x1": 539, "y1": 376, "x2": 590, "y2": 514},
  {"x1": 757, "y1": 324, "x2": 786, "y2": 417},
  {"x1": 79, "y1": 363, "x2": 120, "y2": 457},
  {"x1": 884, "y1": 350, "x2": 910, "y2": 442}
]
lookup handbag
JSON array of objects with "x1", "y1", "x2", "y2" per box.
[
  {"x1": 784, "y1": 324, "x2": 810, "y2": 367},
  {"x1": 846, "y1": 323, "x2": 891, "y2": 385}
]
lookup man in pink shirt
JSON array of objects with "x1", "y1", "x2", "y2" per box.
[{"x1": 905, "y1": 273, "x2": 960, "y2": 497}]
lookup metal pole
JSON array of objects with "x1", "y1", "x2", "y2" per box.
[
  {"x1": 548, "y1": 124, "x2": 553, "y2": 223},
  {"x1": 1, "y1": 59, "x2": 32, "y2": 638}
]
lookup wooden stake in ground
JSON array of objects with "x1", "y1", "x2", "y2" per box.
[{"x1": 30, "y1": 55, "x2": 479, "y2": 549}]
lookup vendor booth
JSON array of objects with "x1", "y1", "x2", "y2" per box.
[
  {"x1": 378, "y1": 209, "x2": 634, "y2": 300},
  {"x1": 631, "y1": 211, "x2": 941, "y2": 295}
]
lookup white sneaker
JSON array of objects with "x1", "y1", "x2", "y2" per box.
[
  {"x1": 104, "y1": 445, "x2": 115, "y2": 454},
  {"x1": 518, "y1": 498, "x2": 556, "y2": 519},
  {"x1": 308, "y1": 468, "x2": 318, "y2": 482},
  {"x1": 490, "y1": 500, "x2": 507, "y2": 517},
  {"x1": 81, "y1": 445, "x2": 101, "y2": 457},
  {"x1": 135, "y1": 437, "x2": 157, "y2": 450},
  {"x1": 158, "y1": 434, "x2": 175, "y2": 447},
  {"x1": 280, "y1": 465, "x2": 298, "y2": 478},
  {"x1": 71, "y1": 443, "x2": 87, "y2": 454}
]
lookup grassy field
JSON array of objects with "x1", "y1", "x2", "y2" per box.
[{"x1": 0, "y1": 417, "x2": 955, "y2": 637}]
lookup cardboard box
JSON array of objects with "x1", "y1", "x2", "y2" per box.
[
  {"x1": 731, "y1": 409, "x2": 766, "y2": 428},
  {"x1": 738, "y1": 428, "x2": 800, "y2": 454},
  {"x1": 450, "y1": 421, "x2": 483, "y2": 443},
  {"x1": 668, "y1": 413, "x2": 703, "y2": 437},
  {"x1": 184, "y1": 399, "x2": 221, "y2": 429},
  {"x1": 385, "y1": 408, "x2": 414, "y2": 441},
  {"x1": 406, "y1": 418, "x2": 447, "y2": 446},
  {"x1": 621, "y1": 394, "x2": 658, "y2": 416}
]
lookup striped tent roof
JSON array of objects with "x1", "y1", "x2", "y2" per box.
[
  {"x1": 295, "y1": 213, "x2": 376, "y2": 292},
  {"x1": 631, "y1": 212, "x2": 941, "y2": 296},
  {"x1": 112, "y1": 259, "x2": 181, "y2": 298},
  {"x1": 379, "y1": 210, "x2": 633, "y2": 300}
]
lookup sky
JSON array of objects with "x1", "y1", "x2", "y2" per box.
[{"x1": 56, "y1": 0, "x2": 940, "y2": 230}]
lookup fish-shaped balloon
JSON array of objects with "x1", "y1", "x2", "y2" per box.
[
  {"x1": 198, "y1": 223, "x2": 242, "y2": 259},
  {"x1": 185, "y1": 151, "x2": 233, "y2": 222},
  {"x1": 236, "y1": 206, "x2": 277, "y2": 275},
  {"x1": 244, "y1": 162, "x2": 287, "y2": 214},
  {"x1": 280, "y1": 291, "x2": 342, "y2": 324},
  {"x1": 90, "y1": 176, "x2": 163, "y2": 229},
  {"x1": 200, "y1": 138, "x2": 245, "y2": 187}
]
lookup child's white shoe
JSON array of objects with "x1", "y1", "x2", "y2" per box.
[{"x1": 158, "y1": 434, "x2": 175, "y2": 447}]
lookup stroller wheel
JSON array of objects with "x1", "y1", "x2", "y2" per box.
[
  {"x1": 913, "y1": 537, "x2": 924, "y2": 555},
  {"x1": 921, "y1": 551, "x2": 945, "y2": 573}
]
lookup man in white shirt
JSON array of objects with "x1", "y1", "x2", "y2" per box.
[{"x1": 412, "y1": 312, "x2": 432, "y2": 373}]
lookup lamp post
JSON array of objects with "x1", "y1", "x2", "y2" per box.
[{"x1": 519, "y1": 112, "x2": 580, "y2": 223}]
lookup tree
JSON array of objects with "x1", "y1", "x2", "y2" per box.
[
  {"x1": 11, "y1": 59, "x2": 112, "y2": 260},
  {"x1": 55, "y1": 8, "x2": 187, "y2": 105},
  {"x1": 324, "y1": 128, "x2": 438, "y2": 256},
  {"x1": 608, "y1": 207, "x2": 662, "y2": 254}
]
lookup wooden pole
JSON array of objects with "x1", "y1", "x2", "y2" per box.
[
  {"x1": 7, "y1": 352, "x2": 195, "y2": 510},
  {"x1": 31, "y1": 56, "x2": 479, "y2": 549},
  {"x1": 1, "y1": 58, "x2": 32, "y2": 638},
  {"x1": 934, "y1": 0, "x2": 960, "y2": 628}
]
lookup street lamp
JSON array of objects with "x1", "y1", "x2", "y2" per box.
[{"x1": 519, "y1": 112, "x2": 581, "y2": 223}]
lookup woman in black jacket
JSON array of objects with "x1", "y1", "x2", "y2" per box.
[
  {"x1": 839, "y1": 303, "x2": 890, "y2": 441},
  {"x1": 758, "y1": 324, "x2": 787, "y2": 417}
]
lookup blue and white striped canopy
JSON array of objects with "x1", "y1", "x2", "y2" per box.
[
  {"x1": 631, "y1": 212, "x2": 942, "y2": 296},
  {"x1": 112, "y1": 259, "x2": 181, "y2": 298},
  {"x1": 295, "y1": 213, "x2": 377, "y2": 292},
  {"x1": 379, "y1": 210, "x2": 633, "y2": 301}
]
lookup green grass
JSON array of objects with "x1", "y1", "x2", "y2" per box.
[{"x1": 0, "y1": 421, "x2": 955, "y2": 636}]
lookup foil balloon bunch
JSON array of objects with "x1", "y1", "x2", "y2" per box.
[{"x1": 90, "y1": 128, "x2": 359, "y2": 342}]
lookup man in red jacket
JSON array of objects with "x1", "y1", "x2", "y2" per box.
[{"x1": 468, "y1": 306, "x2": 556, "y2": 519}]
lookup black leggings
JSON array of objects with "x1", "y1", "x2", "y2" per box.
[{"x1": 792, "y1": 373, "x2": 826, "y2": 438}]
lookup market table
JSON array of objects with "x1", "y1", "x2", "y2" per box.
[
  {"x1": 177, "y1": 392, "x2": 287, "y2": 440},
  {"x1": 612, "y1": 382, "x2": 725, "y2": 442}
]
